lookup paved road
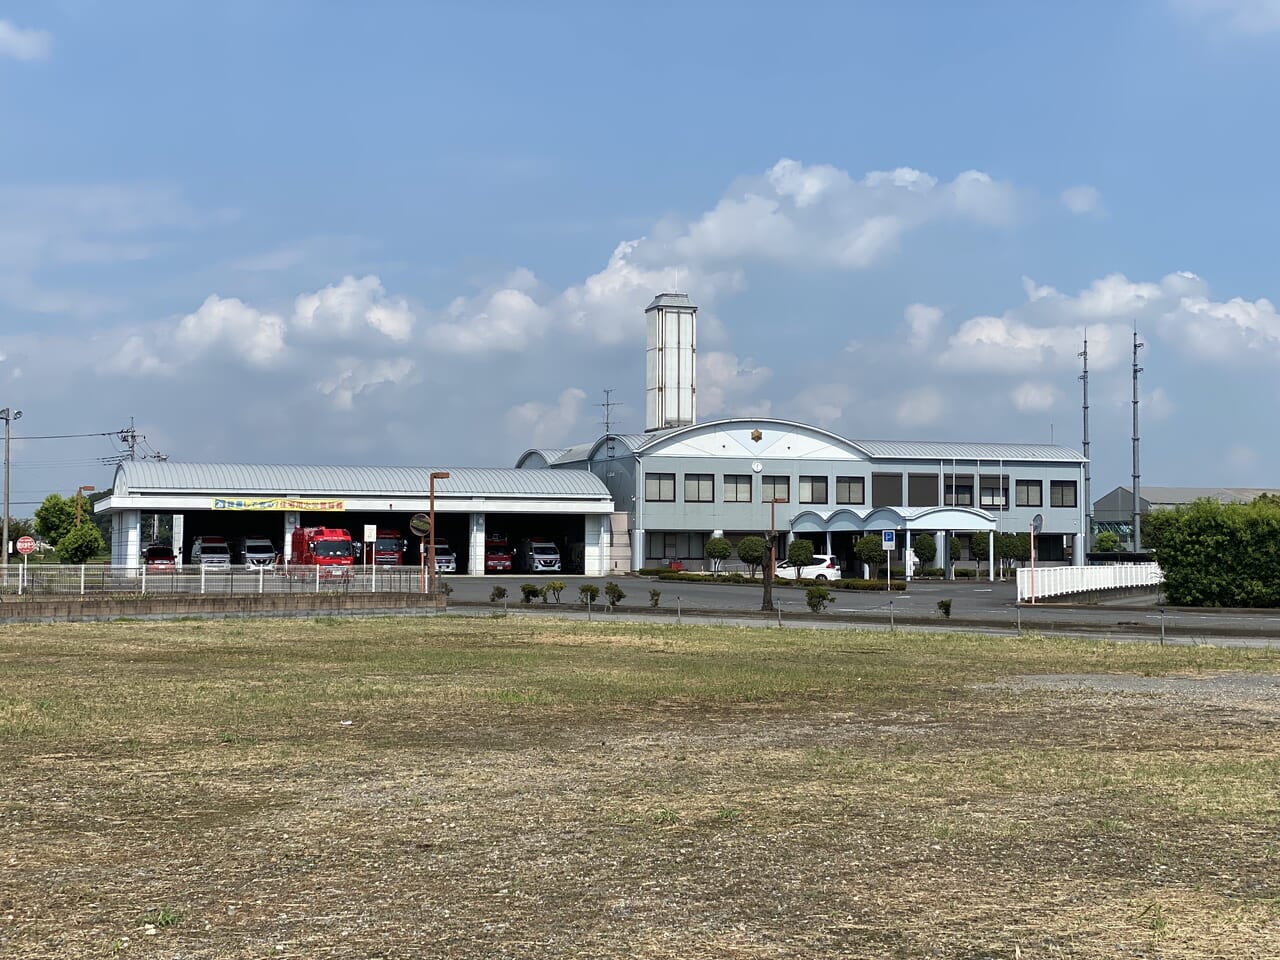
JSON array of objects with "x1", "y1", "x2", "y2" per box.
[{"x1": 446, "y1": 573, "x2": 1280, "y2": 647}]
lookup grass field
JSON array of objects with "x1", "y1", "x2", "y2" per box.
[{"x1": 2, "y1": 616, "x2": 1278, "y2": 958}]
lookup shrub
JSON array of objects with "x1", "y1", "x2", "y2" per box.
[
  {"x1": 1094, "y1": 530, "x2": 1121, "y2": 552},
  {"x1": 913, "y1": 533, "x2": 937, "y2": 565},
  {"x1": 735, "y1": 536, "x2": 766, "y2": 577},
  {"x1": 786, "y1": 539, "x2": 815, "y2": 576},
  {"x1": 489, "y1": 585, "x2": 508, "y2": 602},
  {"x1": 854, "y1": 534, "x2": 887, "y2": 575},
  {"x1": 54, "y1": 522, "x2": 106, "y2": 564},
  {"x1": 705, "y1": 536, "x2": 733, "y2": 573},
  {"x1": 656, "y1": 571, "x2": 749, "y2": 584},
  {"x1": 955, "y1": 568, "x2": 976, "y2": 578},
  {"x1": 604, "y1": 581, "x2": 625, "y2": 607},
  {"x1": 520, "y1": 583, "x2": 540, "y2": 604},
  {"x1": 937, "y1": 598, "x2": 953, "y2": 618},
  {"x1": 805, "y1": 584, "x2": 833, "y2": 612},
  {"x1": 542, "y1": 580, "x2": 566, "y2": 603},
  {"x1": 649, "y1": 588, "x2": 661, "y2": 607},
  {"x1": 578, "y1": 583, "x2": 600, "y2": 605}
]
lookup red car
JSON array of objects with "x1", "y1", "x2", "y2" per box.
[
  {"x1": 485, "y1": 537, "x2": 513, "y2": 573},
  {"x1": 143, "y1": 544, "x2": 177, "y2": 572}
]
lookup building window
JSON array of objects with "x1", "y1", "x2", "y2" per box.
[
  {"x1": 836, "y1": 476, "x2": 865, "y2": 504},
  {"x1": 1015, "y1": 479, "x2": 1042, "y2": 507},
  {"x1": 762, "y1": 475, "x2": 790, "y2": 502},
  {"x1": 871, "y1": 473, "x2": 903, "y2": 508},
  {"x1": 724, "y1": 474, "x2": 752, "y2": 502},
  {"x1": 644, "y1": 473, "x2": 675, "y2": 502},
  {"x1": 1050, "y1": 480, "x2": 1077, "y2": 508},
  {"x1": 646, "y1": 532, "x2": 705, "y2": 561},
  {"x1": 684, "y1": 473, "x2": 714, "y2": 502},
  {"x1": 799, "y1": 475, "x2": 828, "y2": 504},
  {"x1": 908, "y1": 473, "x2": 940, "y2": 507},
  {"x1": 946, "y1": 481, "x2": 974, "y2": 506},
  {"x1": 979, "y1": 474, "x2": 1009, "y2": 510}
]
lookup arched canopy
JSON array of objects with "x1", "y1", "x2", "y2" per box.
[{"x1": 789, "y1": 505, "x2": 997, "y2": 535}]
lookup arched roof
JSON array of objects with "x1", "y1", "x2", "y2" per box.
[
  {"x1": 790, "y1": 505, "x2": 997, "y2": 533},
  {"x1": 112, "y1": 461, "x2": 612, "y2": 499}
]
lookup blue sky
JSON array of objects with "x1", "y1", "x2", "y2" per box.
[{"x1": 3, "y1": 0, "x2": 1280, "y2": 513}]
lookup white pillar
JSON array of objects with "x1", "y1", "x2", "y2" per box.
[
  {"x1": 172, "y1": 514, "x2": 185, "y2": 569},
  {"x1": 988, "y1": 529, "x2": 995, "y2": 582},
  {"x1": 633, "y1": 527, "x2": 645, "y2": 570},
  {"x1": 110, "y1": 509, "x2": 142, "y2": 573},
  {"x1": 904, "y1": 529, "x2": 912, "y2": 581},
  {"x1": 939, "y1": 529, "x2": 949, "y2": 580},
  {"x1": 468, "y1": 512, "x2": 486, "y2": 576}
]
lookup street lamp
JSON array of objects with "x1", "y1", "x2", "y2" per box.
[
  {"x1": 1, "y1": 407, "x2": 21, "y2": 573},
  {"x1": 761, "y1": 496, "x2": 785, "y2": 612},
  {"x1": 75, "y1": 485, "x2": 96, "y2": 526},
  {"x1": 427, "y1": 471, "x2": 449, "y2": 597}
]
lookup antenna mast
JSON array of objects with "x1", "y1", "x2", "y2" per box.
[
  {"x1": 600, "y1": 388, "x2": 622, "y2": 458},
  {"x1": 1131, "y1": 325, "x2": 1144, "y2": 553},
  {"x1": 1079, "y1": 332, "x2": 1091, "y2": 554}
]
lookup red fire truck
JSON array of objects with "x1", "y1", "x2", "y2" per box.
[
  {"x1": 289, "y1": 526, "x2": 354, "y2": 576},
  {"x1": 372, "y1": 528, "x2": 406, "y2": 565}
]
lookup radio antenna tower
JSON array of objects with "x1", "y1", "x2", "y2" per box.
[
  {"x1": 600, "y1": 388, "x2": 622, "y2": 458},
  {"x1": 1079, "y1": 332, "x2": 1091, "y2": 553},
  {"x1": 1131, "y1": 324, "x2": 1144, "y2": 553}
]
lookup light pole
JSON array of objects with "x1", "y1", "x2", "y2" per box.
[
  {"x1": 427, "y1": 471, "x2": 449, "y2": 597},
  {"x1": 1, "y1": 407, "x2": 21, "y2": 575},
  {"x1": 75, "y1": 485, "x2": 96, "y2": 526}
]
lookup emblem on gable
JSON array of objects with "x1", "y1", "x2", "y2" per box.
[{"x1": 751, "y1": 429, "x2": 763, "y2": 442}]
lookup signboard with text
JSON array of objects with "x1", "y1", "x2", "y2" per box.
[{"x1": 882, "y1": 530, "x2": 896, "y2": 551}]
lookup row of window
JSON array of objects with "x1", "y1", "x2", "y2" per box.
[{"x1": 645, "y1": 472, "x2": 1078, "y2": 509}]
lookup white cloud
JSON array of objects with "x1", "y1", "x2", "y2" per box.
[
  {"x1": 108, "y1": 335, "x2": 174, "y2": 377},
  {"x1": 789, "y1": 383, "x2": 854, "y2": 427},
  {"x1": 0, "y1": 20, "x2": 51, "y2": 60},
  {"x1": 1228, "y1": 444, "x2": 1258, "y2": 471},
  {"x1": 698, "y1": 351, "x2": 773, "y2": 417},
  {"x1": 316, "y1": 358, "x2": 414, "y2": 411},
  {"x1": 293, "y1": 275, "x2": 413, "y2": 342},
  {"x1": 1061, "y1": 185, "x2": 1104, "y2": 215},
  {"x1": 173, "y1": 295, "x2": 288, "y2": 368},
  {"x1": 504, "y1": 388, "x2": 589, "y2": 448},
  {"x1": 1012, "y1": 382, "x2": 1058, "y2": 412},
  {"x1": 1144, "y1": 386, "x2": 1176, "y2": 421},
  {"x1": 905, "y1": 303, "x2": 944, "y2": 348},
  {"x1": 896, "y1": 389, "x2": 946, "y2": 427},
  {"x1": 1172, "y1": 0, "x2": 1280, "y2": 34}
]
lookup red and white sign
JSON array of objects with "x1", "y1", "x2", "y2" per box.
[{"x1": 15, "y1": 535, "x2": 36, "y2": 555}]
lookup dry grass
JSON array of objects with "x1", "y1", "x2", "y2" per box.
[{"x1": 1, "y1": 616, "x2": 1278, "y2": 958}]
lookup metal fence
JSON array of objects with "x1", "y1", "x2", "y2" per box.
[
  {"x1": 1017, "y1": 562, "x2": 1164, "y2": 602},
  {"x1": 1, "y1": 563, "x2": 440, "y2": 597}
]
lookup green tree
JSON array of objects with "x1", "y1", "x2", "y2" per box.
[
  {"x1": 913, "y1": 533, "x2": 937, "y2": 566},
  {"x1": 55, "y1": 521, "x2": 106, "y2": 563},
  {"x1": 1159, "y1": 498, "x2": 1280, "y2": 607},
  {"x1": 785, "y1": 538, "x2": 814, "y2": 578},
  {"x1": 5, "y1": 516, "x2": 35, "y2": 544},
  {"x1": 971, "y1": 533, "x2": 990, "y2": 577},
  {"x1": 34, "y1": 494, "x2": 76, "y2": 548},
  {"x1": 1141, "y1": 510, "x2": 1178, "y2": 555},
  {"x1": 735, "y1": 536, "x2": 766, "y2": 577},
  {"x1": 1094, "y1": 530, "x2": 1121, "y2": 553},
  {"x1": 854, "y1": 535, "x2": 886, "y2": 576},
  {"x1": 705, "y1": 536, "x2": 732, "y2": 573}
]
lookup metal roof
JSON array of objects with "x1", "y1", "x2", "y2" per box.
[
  {"x1": 848, "y1": 439, "x2": 1086, "y2": 463},
  {"x1": 113, "y1": 461, "x2": 613, "y2": 499},
  {"x1": 1114, "y1": 486, "x2": 1280, "y2": 505},
  {"x1": 645, "y1": 292, "x2": 697, "y2": 312}
]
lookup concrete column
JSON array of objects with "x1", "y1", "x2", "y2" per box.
[
  {"x1": 110, "y1": 509, "x2": 141, "y2": 573},
  {"x1": 173, "y1": 514, "x2": 185, "y2": 569},
  {"x1": 939, "y1": 529, "x2": 950, "y2": 580},
  {"x1": 632, "y1": 527, "x2": 645, "y2": 570},
  {"x1": 281, "y1": 512, "x2": 298, "y2": 563},
  {"x1": 988, "y1": 530, "x2": 995, "y2": 582},
  {"x1": 904, "y1": 529, "x2": 913, "y2": 581},
  {"x1": 1072, "y1": 532, "x2": 1082, "y2": 567},
  {"x1": 468, "y1": 512, "x2": 485, "y2": 576},
  {"x1": 583, "y1": 516, "x2": 606, "y2": 577}
]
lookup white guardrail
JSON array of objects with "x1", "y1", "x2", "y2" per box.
[
  {"x1": 0, "y1": 563, "x2": 438, "y2": 598},
  {"x1": 1017, "y1": 562, "x2": 1164, "y2": 602}
]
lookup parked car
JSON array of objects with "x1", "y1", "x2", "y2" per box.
[
  {"x1": 484, "y1": 536, "x2": 513, "y2": 573},
  {"x1": 142, "y1": 544, "x2": 177, "y2": 572},
  {"x1": 516, "y1": 538, "x2": 562, "y2": 573},
  {"x1": 191, "y1": 536, "x2": 231, "y2": 569},
  {"x1": 431, "y1": 539, "x2": 457, "y2": 574},
  {"x1": 233, "y1": 537, "x2": 277, "y2": 569},
  {"x1": 776, "y1": 553, "x2": 842, "y2": 580}
]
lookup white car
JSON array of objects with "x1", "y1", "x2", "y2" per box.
[{"x1": 776, "y1": 553, "x2": 842, "y2": 580}]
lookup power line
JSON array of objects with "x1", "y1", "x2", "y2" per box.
[{"x1": 13, "y1": 431, "x2": 117, "y2": 440}]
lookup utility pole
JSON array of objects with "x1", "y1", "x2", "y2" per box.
[
  {"x1": 1132, "y1": 326, "x2": 1144, "y2": 553},
  {"x1": 761, "y1": 498, "x2": 783, "y2": 612},
  {"x1": 600, "y1": 389, "x2": 621, "y2": 459},
  {"x1": 119, "y1": 417, "x2": 139, "y2": 461},
  {"x1": 1079, "y1": 333, "x2": 1091, "y2": 554}
]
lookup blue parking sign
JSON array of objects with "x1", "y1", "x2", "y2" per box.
[{"x1": 882, "y1": 530, "x2": 896, "y2": 550}]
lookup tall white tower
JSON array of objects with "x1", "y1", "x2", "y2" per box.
[{"x1": 644, "y1": 292, "x2": 697, "y2": 432}]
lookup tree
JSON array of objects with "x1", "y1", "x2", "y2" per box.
[
  {"x1": 1141, "y1": 510, "x2": 1178, "y2": 555},
  {"x1": 971, "y1": 533, "x2": 990, "y2": 577},
  {"x1": 1094, "y1": 530, "x2": 1121, "y2": 553},
  {"x1": 949, "y1": 536, "x2": 962, "y2": 562},
  {"x1": 35, "y1": 494, "x2": 76, "y2": 548},
  {"x1": 5, "y1": 516, "x2": 35, "y2": 544},
  {"x1": 55, "y1": 521, "x2": 106, "y2": 563},
  {"x1": 786, "y1": 539, "x2": 814, "y2": 578},
  {"x1": 1158, "y1": 498, "x2": 1280, "y2": 607},
  {"x1": 735, "y1": 536, "x2": 766, "y2": 578},
  {"x1": 854, "y1": 535, "x2": 886, "y2": 577},
  {"x1": 705, "y1": 536, "x2": 732, "y2": 573},
  {"x1": 913, "y1": 533, "x2": 937, "y2": 567}
]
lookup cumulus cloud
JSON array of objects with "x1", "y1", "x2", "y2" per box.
[
  {"x1": 0, "y1": 19, "x2": 51, "y2": 60},
  {"x1": 697, "y1": 351, "x2": 772, "y2": 418},
  {"x1": 505, "y1": 388, "x2": 589, "y2": 448},
  {"x1": 316, "y1": 358, "x2": 414, "y2": 411},
  {"x1": 293, "y1": 275, "x2": 413, "y2": 342},
  {"x1": 1061, "y1": 185, "x2": 1103, "y2": 215},
  {"x1": 173, "y1": 295, "x2": 288, "y2": 368},
  {"x1": 789, "y1": 382, "x2": 854, "y2": 427}
]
